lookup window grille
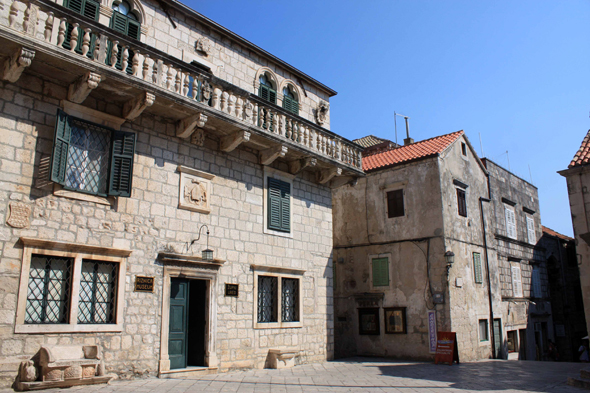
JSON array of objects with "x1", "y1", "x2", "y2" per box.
[
  {"x1": 66, "y1": 119, "x2": 111, "y2": 195},
  {"x1": 281, "y1": 278, "x2": 299, "y2": 322},
  {"x1": 257, "y1": 276, "x2": 277, "y2": 323},
  {"x1": 78, "y1": 260, "x2": 118, "y2": 324},
  {"x1": 25, "y1": 255, "x2": 72, "y2": 324}
]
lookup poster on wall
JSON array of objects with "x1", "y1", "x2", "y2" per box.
[
  {"x1": 434, "y1": 331, "x2": 460, "y2": 365},
  {"x1": 428, "y1": 310, "x2": 437, "y2": 353},
  {"x1": 384, "y1": 307, "x2": 407, "y2": 334}
]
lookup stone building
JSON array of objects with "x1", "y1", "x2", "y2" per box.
[
  {"x1": 333, "y1": 131, "x2": 499, "y2": 362},
  {"x1": 559, "y1": 130, "x2": 590, "y2": 355},
  {"x1": 481, "y1": 158, "x2": 549, "y2": 361},
  {"x1": 539, "y1": 226, "x2": 586, "y2": 362},
  {"x1": 0, "y1": 0, "x2": 364, "y2": 387}
]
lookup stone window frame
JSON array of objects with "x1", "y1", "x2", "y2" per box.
[
  {"x1": 503, "y1": 201, "x2": 518, "y2": 240},
  {"x1": 472, "y1": 252, "x2": 484, "y2": 284},
  {"x1": 478, "y1": 318, "x2": 489, "y2": 344},
  {"x1": 526, "y1": 215, "x2": 536, "y2": 244},
  {"x1": 453, "y1": 179, "x2": 468, "y2": 218},
  {"x1": 381, "y1": 181, "x2": 407, "y2": 219},
  {"x1": 369, "y1": 253, "x2": 392, "y2": 291},
  {"x1": 263, "y1": 167, "x2": 294, "y2": 238},
  {"x1": 251, "y1": 264, "x2": 304, "y2": 329},
  {"x1": 278, "y1": 80, "x2": 302, "y2": 115},
  {"x1": 15, "y1": 237, "x2": 130, "y2": 334}
]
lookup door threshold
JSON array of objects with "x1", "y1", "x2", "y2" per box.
[{"x1": 159, "y1": 366, "x2": 218, "y2": 379}]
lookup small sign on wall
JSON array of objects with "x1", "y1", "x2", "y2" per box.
[
  {"x1": 134, "y1": 276, "x2": 155, "y2": 293},
  {"x1": 225, "y1": 283, "x2": 239, "y2": 297}
]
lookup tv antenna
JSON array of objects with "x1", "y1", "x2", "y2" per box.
[{"x1": 394, "y1": 112, "x2": 411, "y2": 145}]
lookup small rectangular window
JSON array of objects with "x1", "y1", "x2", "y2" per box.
[
  {"x1": 372, "y1": 258, "x2": 389, "y2": 287},
  {"x1": 25, "y1": 255, "x2": 73, "y2": 324},
  {"x1": 387, "y1": 189, "x2": 404, "y2": 218},
  {"x1": 526, "y1": 216, "x2": 536, "y2": 244},
  {"x1": 257, "y1": 276, "x2": 278, "y2": 323},
  {"x1": 281, "y1": 278, "x2": 299, "y2": 322},
  {"x1": 479, "y1": 319, "x2": 489, "y2": 342},
  {"x1": 505, "y1": 206, "x2": 517, "y2": 239},
  {"x1": 78, "y1": 260, "x2": 118, "y2": 324},
  {"x1": 461, "y1": 142, "x2": 467, "y2": 156},
  {"x1": 473, "y1": 252, "x2": 483, "y2": 284},
  {"x1": 511, "y1": 264, "x2": 523, "y2": 297},
  {"x1": 457, "y1": 188, "x2": 467, "y2": 217},
  {"x1": 531, "y1": 266, "x2": 541, "y2": 298},
  {"x1": 358, "y1": 308, "x2": 380, "y2": 335}
]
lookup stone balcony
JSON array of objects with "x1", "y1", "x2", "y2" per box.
[{"x1": 0, "y1": 0, "x2": 364, "y2": 184}]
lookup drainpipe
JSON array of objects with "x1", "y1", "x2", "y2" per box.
[{"x1": 480, "y1": 190, "x2": 495, "y2": 359}]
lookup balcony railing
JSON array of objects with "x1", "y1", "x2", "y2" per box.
[{"x1": 0, "y1": 0, "x2": 363, "y2": 173}]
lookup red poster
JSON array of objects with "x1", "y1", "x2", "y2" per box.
[{"x1": 434, "y1": 331, "x2": 460, "y2": 365}]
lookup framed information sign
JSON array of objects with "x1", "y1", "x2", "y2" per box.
[
  {"x1": 225, "y1": 283, "x2": 239, "y2": 297},
  {"x1": 134, "y1": 276, "x2": 154, "y2": 293}
]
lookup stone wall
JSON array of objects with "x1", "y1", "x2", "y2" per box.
[{"x1": 0, "y1": 71, "x2": 334, "y2": 387}]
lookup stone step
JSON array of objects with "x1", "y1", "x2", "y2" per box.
[
  {"x1": 581, "y1": 368, "x2": 590, "y2": 380},
  {"x1": 568, "y1": 377, "x2": 590, "y2": 390},
  {"x1": 159, "y1": 367, "x2": 218, "y2": 379}
]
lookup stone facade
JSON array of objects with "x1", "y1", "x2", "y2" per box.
[
  {"x1": 0, "y1": 0, "x2": 363, "y2": 387},
  {"x1": 482, "y1": 158, "x2": 549, "y2": 361}
]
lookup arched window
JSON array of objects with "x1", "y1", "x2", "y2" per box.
[
  {"x1": 282, "y1": 85, "x2": 299, "y2": 116},
  {"x1": 258, "y1": 74, "x2": 277, "y2": 104},
  {"x1": 108, "y1": 0, "x2": 141, "y2": 73}
]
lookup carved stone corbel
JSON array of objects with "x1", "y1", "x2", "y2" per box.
[
  {"x1": 260, "y1": 145, "x2": 287, "y2": 166},
  {"x1": 67, "y1": 71, "x2": 101, "y2": 103},
  {"x1": 289, "y1": 157, "x2": 317, "y2": 175},
  {"x1": 330, "y1": 175, "x2": 359, "y2": 189},
  {"x1": 123, "y1": 91, "x2": 155, "y2": 120},
  {"x1": 176, "y1": 113, "x2": 208, "y2": 139},
  {"x1": 220, "y1": 130, "x2": 250, "y2": 153},
  {"x1": 317, "y1": 167, "x2": 342, "y2": 184},
  {"x1": 0, "y1": 47, "x2": 35, "y2": 83}
]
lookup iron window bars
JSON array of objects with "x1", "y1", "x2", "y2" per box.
[{"x1": 257, "y1": 276, "x2": 300, "y2": 323}]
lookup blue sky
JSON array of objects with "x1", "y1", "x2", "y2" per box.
[{"x1": 192, "y1": 0, "x2": 589, "y2": 237}]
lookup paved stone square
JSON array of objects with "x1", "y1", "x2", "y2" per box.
[{"x1": 2, "y1": 357, "x2": 586, "y2": 393}]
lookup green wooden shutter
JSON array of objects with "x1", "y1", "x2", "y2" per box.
[
  {"x1": 283, "y1": 97, "x2": 299, "y2": 116},
  {"x1": 108, "y1": 130, "x2": 136, "y2": 197},
  {"x1": 65, "y1": 0, "x2": 83, "y2": 14},
  {"x1": 63, "y1": 0, "x2": 98, "y2": 56},
  {"x1": 127, "y1": 19, "x2": 141, "y2": 40},
  {"x1": 82, "y1": 0, "x2": 99, "y2": 20},
  {"x1": 473, "y1": 253, "x2": 483, "y2": 284},
  {"x1": 259, "y1": 85, "x2": 269, "y2": 101},
  {"x1": 267, "y1": 177, "x2": 290, "y2": 232},
  {"x1": 268, "y1": 89, "x2": 277, "y2": 104},
  {"x1": 50, "y1": 110, "x2": 71, "y2": 185},
  {"x1": 372, "y1": 258, "x2": 389, "y2": 287}
]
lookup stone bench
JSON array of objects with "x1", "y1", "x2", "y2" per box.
[
  {"x1": 16, "y1": 345, "x2": 112, "y2": 391},
  {"x1": 267, "y1": 348, "x2": 299, "y2": 369}
]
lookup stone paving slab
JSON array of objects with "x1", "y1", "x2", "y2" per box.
[{"x1": 1, "y1": 357, "x2": 586, "y2": 393}]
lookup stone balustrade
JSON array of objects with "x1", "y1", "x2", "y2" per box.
[{"x1": 0, "y1": 0, "x2": 363, "y2": 172}]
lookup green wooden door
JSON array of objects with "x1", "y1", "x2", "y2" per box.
[{"x1": 169, "y1": 278, "x2": 189, "y2": 369}]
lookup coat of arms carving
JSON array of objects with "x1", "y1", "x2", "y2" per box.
[
  {"x1": 315, "y1": 100, "x2": 329, "y2": 126},
  {"x1": 178, "y1": 166, "x2": 215, "y2": 214},
  {"x1": 195, "y1": 38, "x2": 211, "y2": 55},
  {"x1": 6, "y1": 202, "x2": 31, "y2": 228}
]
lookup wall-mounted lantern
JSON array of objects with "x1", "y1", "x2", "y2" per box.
[
  {"x1": 191, "y1": 224, "x2": 213, "y2": 261},
  {"x1": 444, "y1": 250, "x2": 455, "y2": 277}
]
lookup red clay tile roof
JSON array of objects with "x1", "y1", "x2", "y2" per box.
[
  {"x1": 362, "y1": 130, "x2": 464, "y2": 172},
  {"x1": 542, "y1": 226, "x2": 573, "y2": 241},
  {"x1": 569, "y1": 130, "x2": 590, "y2": 168}
]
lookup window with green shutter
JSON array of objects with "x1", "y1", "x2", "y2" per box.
[
  {"x1": 473, "y1": 252, "x2": 483, "y2": 284},
  {"x1": 372, "y1": 257, "x2": 389, "y2": 287},
  {"x1": 267, "y1": 177, "x2": 290, "y2": 233},
  {"x1": 258, "y1": 74, "x2": 277, "y2": 104},
  {"x1": 282, "y1": 86, "x2": 299, "y2": 116},
  {"x1": 50, "y1": 109, "x2": 136, "y2": 198},
  {"x1": 63, "y1": 0, "x2": 100, "y2": 57},
  {"x1": 107, "y1": 1, "x2": 141, "y2": 73}
]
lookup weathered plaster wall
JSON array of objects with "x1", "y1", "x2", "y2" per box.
[
  {"x1": 562, "y1": 166, "x2": 590, "y2": 344},
  {"x1": 438, "y1": 137, "x2": 498, "y2": 361},
  {"x1": 0, "y1": 73, "x2": 334, "y2": 387}
]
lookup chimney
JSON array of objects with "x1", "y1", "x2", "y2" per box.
[{"x1": 403, "y1": 116, "x2": 413, "y2": 145}]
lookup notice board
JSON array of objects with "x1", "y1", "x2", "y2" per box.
[{"x1": 434, "y1": 331, "x2": 459, "y2": 365}]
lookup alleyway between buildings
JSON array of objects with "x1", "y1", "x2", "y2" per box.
[{"x1": 2, "y1": 357, "x2": 584, "y2": 393}]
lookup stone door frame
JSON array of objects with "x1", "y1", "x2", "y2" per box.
[{"x1": 159, "y1": 265, "x2": 219, "y2": 373}]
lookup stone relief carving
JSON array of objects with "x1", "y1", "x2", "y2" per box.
[
  {"x1": 201, "y1": 81, "x2": 212, "y2": 102},
  {"x1": 315, "y1": 100, "x2": 329, "y2": 126},
  {"x1": 178, "y1": 165, "x2": 215, "y2": 214},
  {"x1": 195, "y1": 38, "x2": 211, "y2": 55},
  {"x1": 6, "y1": 201, "x2": 31, "y2": 228},
  {"x1": 190, "y1": 128, "x2": 205, "y2": 146}
]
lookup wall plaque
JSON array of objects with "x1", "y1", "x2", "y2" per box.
[
  {"x1": 134, "y1": 276, "x2": 154, "y2": 293},
  {"x1": 6, "y1": 202, "x2": 31, "y2": 228},
  {"x1": 225, "y1": 283, "x2": 239, "y2": 297},
  {"x1": 178, "y1": 165, "x2": 215, "y2": 214}
]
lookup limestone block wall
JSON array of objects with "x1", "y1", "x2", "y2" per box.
[{"x1": 0, "y1": 74, "x2": 334, "y2": 387}]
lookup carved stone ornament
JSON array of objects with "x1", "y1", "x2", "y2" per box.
[
  {"x1": 191, "y1": 128, "x2": 205, "y2": 146},
  {"x1": 178, "y1": 166, "x2": 215, "y2": 214},
  {"x1": 1, "y1": 46, "x2": 35, "y2": 83},
  {"x1": 6, "y1": 201, "x2": 31, "y2": 228},
  {"x1": 195, "y1": 37, "x2": 211, "y2": 55},
  {"x1": 201, "y1": 81, "x2": 212, "y2": 102},
  {"x1": 315, "y1": 100, "x2": 329, "y2": 126}
]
